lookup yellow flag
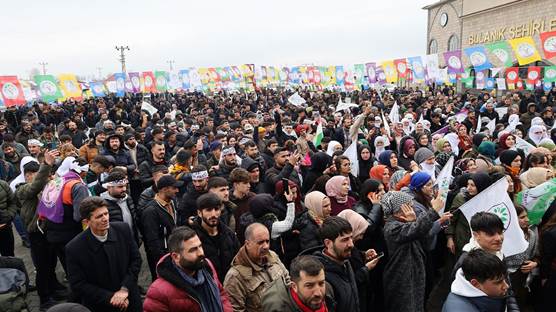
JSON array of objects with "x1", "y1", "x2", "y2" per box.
[
  {"x1": 380, "y1": 60, "x2": 398, "y2": 83},
  {"x1": 508, "y1": 36, "x2": 541, "y2": 65},
  {"x1": 58, "y1": 74, "x2": 82, "y2": 99}
]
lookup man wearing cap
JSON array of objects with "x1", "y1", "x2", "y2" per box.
[
  {"x1": 207, "y1": 140, "x2": 223, "y2": 169},
  {"x1": 100, "y1": 171, "x2": 140, "y2": 244},
  {"x1": 27, "y1": 139, "x2": 44, "y2": 160},
  {"x1": 212, "y1": 146, "x2": 239, "y2": 180},
  {"x1": 141, "y1": 175, "x2": 182, "y2": 281},
  {"x1": 179, "y1": 165, "x2": 209, "y2": 225},
  {"x1": 79, "y1": 130, "x2": 106, "y2": 164},
  {"x1": 240, "y1": 157, "x2": 265, "y2": 194}
]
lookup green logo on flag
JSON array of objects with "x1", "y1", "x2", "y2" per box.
[{"x1": 488, "y1": 203, "x2": 511, "y2": 231}]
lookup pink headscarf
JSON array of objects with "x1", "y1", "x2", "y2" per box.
[
  {"x1": 338, "y1": 210, "x2": 369, "y2": 239},
  {"x1": 325, "y1": 176, "x2": 349, "y2": 204}
]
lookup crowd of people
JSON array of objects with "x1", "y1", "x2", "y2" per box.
[{"x1": 0, "y1": 84, "x2": 555, "y2": 312}]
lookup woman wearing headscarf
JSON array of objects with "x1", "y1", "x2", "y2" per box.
[
  {"x1": 527, "y1": 125, "x2": 549, "y2": 147},
  {"x1": 334, "y1": 155, "x2": 361, "y2": 199},
  {"x1": 457, "y1": 124, "x2": 473, "y2": 156},
  {"x1": 358, "y1": 145, "x2": 374, "y2": 183},
  {"x1": 381, "y1": 191, "x2": 450, "y2": 312},
  {"x1": 477, "y1": 141, "x2": 497, "y2": 163},
  {"x1": 302, "y1": 152, "x2": 332, "y2": 194},
  {"x1": 398, "y1": 136, "x2": 417, "y2": 171},
  {"x1": 520, "y1": 167, "x2": 553, "y2": 190},
  {"x1": 325, "y1": 175, "x2": 356, "y2": 215},
  {"x1": 446, "y1": 172, "x2": 492, "y2": 257},
  {"x1": 500, "y1": 149, "x2": 523, "y2": 194},
  {"x1": 354, "y1": 179, "x2": 385, "y2": 231},
  {"x1": 296, "y1": 191, "x2": 332, "y2": 251},
  {"x1": 461, "y1": 133, "x2": 487, "y2": 159},
  {"x1": 326, "y1": 140, "x2": 342, "y2": 156},
  {"x1": 434, "y1": 138, "x2": 453, "y2": 155},
  {"x1": 373, "y1": 136, "x2": 387, "y2": 159},
  {"x1": 369, "y1": 165, "x2": 391, "y2": 191},
  {"x1": 378, "y1": 150, "x2": 402, "y2": 176}
]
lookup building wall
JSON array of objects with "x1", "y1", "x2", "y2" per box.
[{"x1": 426, "y1": 0, "x2": 556, "y2": 68}]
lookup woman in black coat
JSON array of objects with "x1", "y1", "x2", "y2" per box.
[{"x1": 302, "y1": 152, "x2": 332, "y2": 194}]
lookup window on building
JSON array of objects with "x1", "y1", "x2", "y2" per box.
[
  {"x1": 429, "y1": 39, "x2": 438, "y2": 54},
  {"x1": 448, "y1": 34, "x2": 460, "y2": 51}
]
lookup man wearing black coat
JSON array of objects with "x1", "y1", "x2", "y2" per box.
[
  {"x1": 191, "y1": 193, "x2": 240, "y2": 281},
  {"x1": 66, "y1": 197, "x2": 142, "y2": 312}
]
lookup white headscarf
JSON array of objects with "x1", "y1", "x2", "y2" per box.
[
  {"x1": 504, "y1": 114, "x2": 522, "y2": 133},
  {"x1": 528, "y1": 125, "x2": 548, "y2": 146},
  {"x1": 326, "y1": 140, "x2": 342, "y2": 156},
  {"x1": 56, "y1": 157, "x2": 89, "y2": 177},
  {"x1": 445, "y1": 133, "x2": 460, "y2": 157},
  {"x1": 374, "y1": 136, "x2": 387, "y2": 158},
  {"x1": 9, "y1": 156, "x2": 39, "y2": 192}
]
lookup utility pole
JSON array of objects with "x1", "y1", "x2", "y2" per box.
[
  {"x1": 39, "y1": 61, "x2": 48, "y2": 75},
  {"x1": 115, "y1": 45, "x2": 130, "y2": 73},
  {"x1": 167, "y1": 60, "x2": 175, "y2": 71},
  {"x1": 96, "y1": 67, "x2": 103, "y2": 80}
]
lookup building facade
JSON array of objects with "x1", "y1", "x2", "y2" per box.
[{"x1": 424, "y1": 0, "x2": 556, "y2": 69}]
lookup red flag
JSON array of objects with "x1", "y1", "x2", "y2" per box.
[
  {"x1": 142, "y1": 71, "x2": 157, "y2": 93},
  {"x1": 516, "y1": 80, "x2": 524, "y2": 90},
  {"x1": 540, "y1": 30, "x2": 556, "y2": 59},
  {"x1": 527, "y1": 66, "x2": 541, "y2": 84},
  {"x1": 208, "y1": 68, "x2": 220, "y2": 83},
  {"x1": 313, "y1": 67, "x2": 322, "y2": 85},
  {"x1": 307, "y1": 66, "x2": 315, "y2": 84},
  {"x1": 394, "y1": 59, "x2": 408, "y2": 78},
  {"x1": 505, "y1": 67, "x2": 519, "y2": 84},
  {"x1": 0, "y1": 76, "x2": 26, "y2": 107}
]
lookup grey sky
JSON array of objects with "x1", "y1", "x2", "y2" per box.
[{"x1": 1, "y1": 0, "x2": 433, "y2": 79}]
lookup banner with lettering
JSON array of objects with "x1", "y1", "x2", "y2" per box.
[
  {"x1": 443, "y1": 50, "x2": 464, "y2": 74},
  {"x1": 380, "y1": 60, "x2": 397, "y2": 83},
  {"x1": 0, "y1": 76, "x2": 26, "y2": 106},
  {"x1": 58, "y1": 74, "x2": 82, "y2": 100},
  {"x1": 540, "y1": 30, "x2": 556, "y2": 59},
  {"x1": 394, "y1": 59, "x2": 408, "y2": 79},
  {"x1": 408, "y1": 56, "x2": 425, "y2": 80},
  {"x1": 544, "y1": 66, "x2": 556, "y2": 83},
  {"x1": 464, "y1": 46, "x2": 492, "y2": 71},
  {"x1": 34, "y1": 75, "x2": 62, "y2": 102},
  {"x1": 485, "y1": 41, "x2": 514, "y2": 68},
  {"x1": 508, "y1": 36, "x2": 542, "y2": 65}
]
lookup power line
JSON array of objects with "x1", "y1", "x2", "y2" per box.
[
  {"x1": 115, "y1": 45, "x2": 130, "y2": 73},
  {"x1": 39, "y1": 61, "x2": 48, "y2": 75}
]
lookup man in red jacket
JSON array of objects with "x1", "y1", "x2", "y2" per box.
[{"x1": 143, "y1": 226, "x2": 232, "y2": 312}]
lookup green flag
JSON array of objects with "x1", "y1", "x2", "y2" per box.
[
  {"x1": 516, "y1": 178, "x2": 556, "y2": 225},
  {"x1": 544, "y1": 66, "x2": 556, "y2": 83},
  {"x1": 486, "y1": 41, "x2": 514, "y2": 68},
  {"x1": 313, "y1": 122, "x2": 324, "y2": 148},
  {"x1": 154, "y1": 71, "x2": 169, "y2": 91},
  {"x1": 34, "y1": 75, "x2": 62, "y2": 102},
  {"x1": 461, "y1": 68, "x2": 474, "y2": 88}
]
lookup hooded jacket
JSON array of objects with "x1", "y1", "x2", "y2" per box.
[
  {"x1": 442, "y1": 268, "x2": 508, "y2": 312},
  {"x1": 15, "y1": 163, "x2": 51, "y2": 233},
  {"x1": 262, "y1": 274, "x2": 336, "y2": 312}
]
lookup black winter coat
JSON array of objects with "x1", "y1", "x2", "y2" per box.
[
  {"x1": 101, "y1": 193, "x2": 140, "y2": 244},
  {"x1": 141, "y1": 198, "x2": 177, "y2": 272}
]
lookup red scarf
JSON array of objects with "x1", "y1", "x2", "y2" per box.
[{"x1": 290, "y1": 288, "x2": 327, "y2": 312}]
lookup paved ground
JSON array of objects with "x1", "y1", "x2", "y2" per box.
[{"x1": 13, "y1": 228, "x2": 153, "y2": 312}]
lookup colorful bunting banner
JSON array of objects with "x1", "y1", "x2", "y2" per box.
[
  {"x1": 114, "y1": 73, "x2": 126, "y2": 97},
  {"x1": 527, "y1": 66, "x2": 541, "y2": 85},
  {"x1": 505, "y1": 67, "x2": 519, "y2": 84},
  {"x1": 485, "y1": 41, "x2": 514, "y2": 67},
  {"x1": 394, "y1": 59, "x2": 408, "y2": 79},
  {"x1": 128, "y1": 72, "x2": 141, "y2": 93},
  {"x1": 540, "y1": 30, "x2": 556, "y2": 59},
  {"x1": 408, "y1": 56, "x2": 425, "y2": 80},
  {"x1": 90, "y1": 82, "x2": 106, "y2": 97},
  {"x1": 380, "y1": 60, "x2": 397, "y2": 83},
  {"x1": 33, "y1": 75, "x2": 62, "y2": 102},
  {"x1": 142, "y1": 71, "x2": 156, "y2": 93},
  {"x1": 0, "y1": 76, "x2": 26, "y2": 106},
  {"x1": 443, "y1": 50, "x2": 464, "y2": 74},
  {"x1": 461, "y1": 68, "x2": 474, "y2": 88},
  {"x1": 58, "y1": 74, "x2": 82, "y2": 100},
  {"x1": 464, "y1": 46, "x2": 492, "y2": 71},
  {"x1": 509, "y1": 36, "x2": 542, "y2": 65},
  {"x1": 544, "y1": 66, "x2": 556, "y2": 82},
  {"x1": 365, "y1": 62, "x2": 377, "y2": 84}
]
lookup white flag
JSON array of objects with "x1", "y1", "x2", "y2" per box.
[
  {"x1": 515, "y1": 136, "x2": 535, "y2": 155},
  {"x1": 434, "y1": 156, "x2": 454, "y2": 214},
  {"x1": 459, "y1": 177, "x2": 528, "y2": 257},
  {"x1": 336, "y1": 99, "x2": 359, "y2": 112},
  {"x1": 288, "y1": 92, "x2": 306, "y2": 107},
  {"x1": 382, "y1": 110, "x2": 391, "y2": 137},
  {"x1": 343, "y1": 141, "x2": 359, "y2": 177},
  {"x1": 141, "y1": 101, "x2": 158, "y2": 116},
  {"x1": 388, "y1": 101, "x2": 400, "y2": 123},
  {"x1": 485, "y1": 118, "x2": 496, "y2": 135},
  {"x1": 475, "y1": 114, "x2": 482, "y2": 134}
]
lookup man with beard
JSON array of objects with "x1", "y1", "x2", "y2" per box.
[
  {"x1": 142, "y1": 175, "x2": 182, "y2": 281},
  {"x1": 264, "y1": 147, "x2": 301, "y2": 195},
  {"x1": 66, "y1": 197, "x2": 142, "y2": 312},
  {"x1": 124, "y1": 133, "x2": 149, "y2": 206},
  {"x1": 102, "y1": 134, "x2": 135, "y2": 177},
  {"x1": 243, "y1": 140, "x2": 266, "y2": 177},
  {"x1": 312, "y1": 216, "x2": 360, "y2": 312},
  {"x1": 15, "y1": 120, "x2": 39, "y2": 150},
  {"x1": 139, "y1": 141, "x2": 168, "y2": 188},
  {"x1": 79, "y1": 129, "x2": 106, "y2": 164},
  {"x1": 207, "y1": 177, "x2": 237, "y2": 229},
  {"x1": 26, "y1": 139, "x2": 43, "y2": 160},
  {"x1": 191, "y1": 193, "x2": 240, "y2": 281},
  {"x1": 180, "y1": 165, "x2": 209, "y2": 225},
  {"x1": 263, "y1": 255, "x2": 334, "y2": 312},
  {"x1": 224, "y1": 223, "x2": 290, "y2": 312},
  {"x1": 143, "y1": 226, "x2": 232, "y2": 312},
  {"x1": 213, "y1": 146, "x2": 238, "y2": 180},
  {"x1": 100, "y1": 171, "x2": 140, "y2": 244},
  {"x1": 2, "y1": 142, "x2": 24, "y2": 176},
  {"x1": 261, "y1": 139, "x2": 279, "y2": 169},
  {"x1": 62, "y1": 121, "x2": 87, "y2": 148}
]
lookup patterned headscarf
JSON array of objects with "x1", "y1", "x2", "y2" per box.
[{"x1": 381, "y1": 191, "x2": 414, "y2": 218}]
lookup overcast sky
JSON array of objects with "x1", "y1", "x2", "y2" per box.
[{"x1": 1, "y1": 0, "x2": 433, "y2": 79}]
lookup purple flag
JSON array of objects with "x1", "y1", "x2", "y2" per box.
[
  {"x1": 376, "y1": 65, "x2": 386, "y2": 85},
  {"x1": 128, "y1": 72, "x2": 141, "y2": 93},
  {"x1": 365, "y1": 63, "x2": 377, "y2": 84},
  {"x1": 443, "y1": 50, "x2": 464, "y2": 74}
]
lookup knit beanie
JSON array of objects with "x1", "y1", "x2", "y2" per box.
[
  {"x1": 414, "y1": 147, "x2": 435, "y2": 165},
  {"x1": 410, "y1": 171, "x2": 432, "y2": 191},
  {"x1": 381, "y1": 191, "x2": 414, "y2": 217}
]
